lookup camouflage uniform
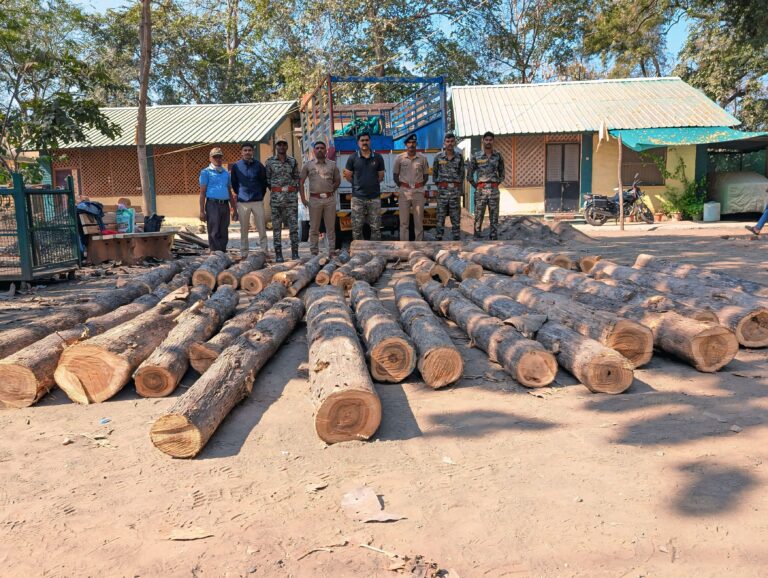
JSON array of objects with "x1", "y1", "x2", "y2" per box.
[
  {"x1": 467, "y1": 151, "x2": 505, "y2": 239},
  {"x1": 432, "y1": 149, "x2": 465, "y2": 241},
  {"x1": 266, "y1": 155, "x2": 300, "y2": 254},
  {"x1": 351, "y1": 197, "x2": 382, "y2": 241}
]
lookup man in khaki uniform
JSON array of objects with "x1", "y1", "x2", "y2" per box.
[
  {"x1": 300, "y1": 141, "x2": 341, "y2": 256},
  {"x1": 393, "y1": 133, "x2": 430, "y2": 241}
]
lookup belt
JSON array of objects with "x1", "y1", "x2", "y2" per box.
[
  {"x1": 436, "y1": 181, "x2": 461, "y2": 189},
  {"x1": 476, "y1": 182, "x2": 499, "y2": 189},
  {"x1": 310, "y1": 192, "x2": 334, "y2": 199},
  {"x1": 206, "y1": 198, "x2": 230, "y2": 204},
  {"x1": 271, "y1": 186, "x2": 297, "y2": 193},
  {"x1": 399, "y1": 182, "x2": 425, "y2": 189}
]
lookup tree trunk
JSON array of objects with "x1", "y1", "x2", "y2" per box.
[
  {"x1": 394, "y1": 276, "x2": 463, "y2": 388},
  {"x1": 421, "y1": 282, "x2": 557, "y2": 388},
  {"x1": 435, "y1": 250, "x2": 483, "y2": 281},
  {"x1": 330, "y1": 252, "x2": 372, "y2": 286},
  {"x1": 304, "y1": 286, "x2": 382, "y2": 444},
  {"x1": 54, "y1": 285, "x2": 211, "y2": 404},
  {"x1": 349, "y1": 240, "x2": 512, "y2": 261},
  {"x1": 189, "y1": 282, "x2": 287, "y2": 373},
  {"x1": 150, "y1": 297, "x2": 305, "y2": 458},
  {"x1": 674, "y1": 295, "x2": 768, "y2": 348},
  {"x1": 349, "y1": 281, "x2": 416, "y2": 383},
  {"x1": 338, "y1": 255, "x2": 387, "y2": 292},
  {"x1": 633, "y1": 253, "x2": 768, "y2": 297},
  {"x1": 473, "y1": 245, "x2": 573, "y2": 269},
  {"x1": 134, "y1": 286, "x2": 240, "y2": 397},
  {"x1": 192, "y1": 251, "x2": 233, "y2": 288},
  {"x1": 409, "y1": 251, "x2": 451, "y2": 286},
  {"x1": 241, "y1": 260, "x2": 301, "y2": 294},
  {"x1": 483, "y1": 275, "x2": 654, "y2": 368},
  {"x1": 463, "y1": 252, "x2": 526, "y2": 276},
  {"x1": 137, "y1": 0, "x2": 153, "y2": 215},
  {"x1": 217, "y1": 252, "x2": 266, "y2": 289},
  {"x1": 0, "y1": 259, "x2": 188, "y2": 359},
  {"x1": 316, "y1": 261, "x2": 339, "y2": 286},
  {"x1": 274, "y1": 255, "x2": 326, "y2": 296}
]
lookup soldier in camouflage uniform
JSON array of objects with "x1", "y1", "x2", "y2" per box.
[
  {"x1": 344, "y1": 133, "x2": 385, "y2": 241},
  {"x1": 266, "y1": 135, "x2": 300, "y2": 262},
  {"x1": 467, "y1": 131, "x2": 505, "y2": 240},
  {"x1": 432, "y1": 132, "x2": 465, "y2": 241}
]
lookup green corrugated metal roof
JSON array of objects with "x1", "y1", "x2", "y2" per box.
[
  {"x1": 609, "y1": 126, "x2": 768, "y2": 151},
  {"x1": 452, "y1": 77, "x2": 740, "y2": 137},
  {"x1": 64, "y1": 100, "x2": 297, "y2": 148}
]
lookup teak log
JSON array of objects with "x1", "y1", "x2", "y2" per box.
[
  {"x1": 472, "y1": 244, "x2": 573, "y2": 270},
  {"x1": 0, "y1": 259, "x2": 188, "y2": 360},
  {"x1": 435, "y1": 250, "x2": 483, "y2": 281},
  {"x1": 54, "y1": 285, "x2": 211, "y2": 404},
  {"x1": 339, "y1": 255, "x2": 387, "y2": 292},
  {"x1": 330, "y1": 252, "x2": 372, "y2": 286},
  {"x1": 192, "y1": 251, "x2": 233, "y2": 288},
  {"x1": 409, "y1": 251, "x2": 451, "y2": 286},
  {"x1": 304, "y1": 286, "x2": 382, "y2": 444},
  {"x1": 278, "y1": 256, "x2": 327, "y2": 296},
  {"x1": 579, "y1": 255, "x2": 602, "y2": 274},
  {"x1": 674, "y1": 295, "x2": 768, "y2": 348},
  {"x1": 633, "y1": 253, "x2": 768, "y2": 297},
  {"x1": 241, "y1": 260, "x2": 300, "y2": 294},
  {"x1": 316, "y1": 261, "x2": 339, "y2": 286},
  {"x1": 188, "y1": 282, "x2": 288, "y2": 373},
  {"x1": 349, "y1": 281, "x2": 416, "y2": 382},
  {"x1": 462, "y1": 252, "x2": 526, "y2": 277},
  {"x1": 134, "y1": 286, "x2": 240, "y2": 397},
  {"x1": 351, "y1": 241, "x2": 471, "y2": 261},
  {"x1": 421, "y1": 281, "x2": 557, "y2": 388},
  {"x1": 150, "y1": 297, "x2": 305, "y2": 458},
  {"x1": 217, "y1": 252, "x2": 266, "y2": 289},
  {"x1": 394, "y1": 276, "x2": 463, "y2": 388},
  {"x1": 115, "y1": 258, "x2": 198, "y2": 291}
]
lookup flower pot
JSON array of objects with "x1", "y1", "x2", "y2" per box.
[
  {"x1": 671, "y1": 212, "x2": 683, "y2": 221},
  {"x1": 654, "y1": 213, "x2": 664, "y2": 222}
]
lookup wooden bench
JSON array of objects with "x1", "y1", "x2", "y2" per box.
[{"x1": 79, "y1": 204, "x2": 176, "y2": 265}]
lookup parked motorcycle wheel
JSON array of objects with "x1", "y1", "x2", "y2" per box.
[
  {"x1": 637, "y1": 205, "x2": 654, "y2": 224},
  {"x1": 584, "y1": 207, "x2": 608, "y2": 226}
]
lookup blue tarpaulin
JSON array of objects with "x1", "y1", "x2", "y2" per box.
[{"x1": 608, "y1": 126, "x2": 768, "y2": 152}]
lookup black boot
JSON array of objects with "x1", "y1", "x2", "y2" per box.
[
  {"x1": 274, "y1": 247, "x2": 284, "y2": 263},
  {"x1": 291, "y1": 246, "x2": 300, "y2": 260}
]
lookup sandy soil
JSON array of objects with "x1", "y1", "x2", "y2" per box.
[{"x1": 1, "y1": 222, "x2": 768, "y2": 577}]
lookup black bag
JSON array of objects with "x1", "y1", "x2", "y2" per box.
[{"x1": 144, "y1": 213, "x2": 165, "y2": 233}]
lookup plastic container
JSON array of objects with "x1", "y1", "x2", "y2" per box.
[{"x1": 703, "y1": 202, "x2": 721, "y2": 222}]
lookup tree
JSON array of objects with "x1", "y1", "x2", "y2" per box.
[
  {"x1": 137, "y1": 0, "x2": 152, "y2": 214},
  {"x1": 0, "y1": 0, "x2": 121, "y2": 179}
]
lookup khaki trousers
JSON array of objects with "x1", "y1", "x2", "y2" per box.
[
  {"x1": 236, "y1": 201, "x2": 268, "y2": 255},
  {"x1": 308, "y1": 195, "x2": 336, "y2": 255},
  {"x1": 398, "y1": 189, "x2": 425, "y2": 241}
]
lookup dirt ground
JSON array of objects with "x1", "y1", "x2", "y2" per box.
[{"x1": 1, "y1": 222, "x2": 768, "y2": 577}]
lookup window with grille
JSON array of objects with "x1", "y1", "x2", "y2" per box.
[{"x1": 622, "y1": 147, "x2": 666, "y2": 186}]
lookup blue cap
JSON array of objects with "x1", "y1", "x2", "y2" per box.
[{"x1": 405, "y1": 133, "x2": 417, "y2": 143}]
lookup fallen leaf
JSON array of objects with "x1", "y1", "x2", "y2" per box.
[{"x1": 168, "y1": 527, "x2": 214, "y2": 541}]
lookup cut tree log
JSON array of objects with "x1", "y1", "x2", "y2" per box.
[
  {"x1": 578, "y1": 255, "x2": 602, "y2": 274},
  {"x1": 316, "y1": 260, "x2": 340, "y2": 286},
  {"x1": 457, "y1": 278, "x2": 633, "y2": 393},
  {"x1": 0, "y1": 275, "x2": 193, "y2": 409},
  {"x1": 0, "y1": 259, "x2": 190, "y2": 360},
  {"x1": 472, "y1": 244, "x2": 573, "y2": 270},
  {"x1": 349, "y1": 240, "x2": 523, "y2": 261},
  {"x1": 633, "y1": 253, "x2": 768, "y2": 297},
  {"x1": 188, "y1": 282, "x2": 288, "y2": 373},
  {"x1": 115, "y1": 258, "x2": 199, "y2": 291},
  {"x1": 150, "y1": 297, "x2": 304, "y2": 458},
  {"x1": 483, "y1": 275, "x2": 654, "y2": 368},
  {"x1": 420, "y1": 281, "x2": 557, "y2": 388},
  {"x1": 349, "y1": 281, "x2": 416, "y2": 382},
  {"x1": 217, "y1": 252, "x2": 266, "y2": 289},
  {"x1": 338, "y1": 255, "x2": 387, "y2": 292},
  {"x1": 409, "y1": 251, "x2": 452, "y2": 286},
  {"x1": 54, "y1": 285, "x2": 211, "y2": 404},
  {"x1": 274, "y1": 256, "x2": 327, "y2": 296},
  {"x1": 241, "y1": 260, "x2": 301, "y2": 294},
  {"x1": 330, "y1": 252, "x2": 372, "y2": 286},
  {"x1": 435, "y1": 250, "x2": 483, "y2": 281},
  {"x1": 462, "y1": 252, "x2": 526, "y2": 277},
  {"x1": 394, "y1": 276, "x2": 463, "y2": 388},
  {"x1": 304, "y1": 286, "x2": 382, "y2": 443},
  {"x1": 192, "y1": 251, "x2": 233, "y2": 288},
  {"x1": 674, "y1": 295, "x2": 768, "y2": 348},
  {"x1": 134, "y1": 286, "x2": 240, "y2": 397}
]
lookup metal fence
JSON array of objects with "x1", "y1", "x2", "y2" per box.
[{"x1": 0, "y1": 174, "x2": 80, "y2": 282}]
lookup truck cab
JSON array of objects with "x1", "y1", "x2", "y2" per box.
[{"x1": 299, "y1": 75, "x2": 447, "y2": 241}]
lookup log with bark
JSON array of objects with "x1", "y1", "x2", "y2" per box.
[
  {"x1": 274, "y1": 255, "x2": 327, "y2": 296},
  {"x1": 419, "y1": 281, "x2": 557, "y2": 388},
  {"x1": 150, "y1": 297, "x2": 305, "y2": 458},
  {"x1": 409, "y1": 251, "x2": 452, "y2": 286},
  {"x1": 188, "y1": 282, "x2": 288, "y2": 373},
  {"x1": 0, "y1": 275, "x2": 193, "y2": 409},
  {"x1": 578, "y1": 255, "x2": 602, "y2": 274},
  {"x1": 350, "y1": 241, "x2": 474, "y2": 261},
  {"x1": 462, "y1": 252, "x2": 526, "y2": 277},
  {"x1": 330, "y1": 252, "x2": 372, "y2": 286},
  {"x1": 241, "y1": 260, "x2": 301, "y2": 295},
  {"x1": 54, "y1": 285, "x2": 211, "y2": 404},
  {"x1": 394, "y1": 276, "x2": 463, "y2": 388},
  {"x1": 435, "y1": 250, "x2": 483, "y2": 281},
  {"x1": 134, "y1": 286, "x2": 240, "y2": 397},
  {"x1": 217, "y1": 252, "x2": 266, "y2": 289},
  {"x1": 349, "y1": 281, "x2": 416, "y2": 382},
  {"x1": 192, "y1": 251, "x2": 233, "y2": 288},
  {"x1": 338, "y1": 255, "x2": 388, "y2": 292},
  {"x1": 304, "y1": 286, "x2": 382, "y2": 443},
  {"x1": 115, "y1": 258, "x2": 199, "y2": 291},
  {"x1": 0, "y1": 259, "x2": 190, "y2": 360},
  {"x1": 633, "y1": 253, "x2": 768, "y2": 297},
  {"x1": 457, "y1": 279, "x2": 633, "y2": 393},
  {"x1": 472, "y1": 244, "x2": 573, "y2": 270},
  {"x1": 482, "y1": 275, "x2": 654, "y2": 368},
  {"x1": 314, "y1": 250, "x2": 351, "y2": 286}
]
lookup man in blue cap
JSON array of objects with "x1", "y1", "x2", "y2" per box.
[{"x1": 393, "y1": 132, "x2": 429, "y2": 240}]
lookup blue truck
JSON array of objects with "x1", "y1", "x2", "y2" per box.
[{"x1": 299, "y1": 75, "x2": 448, "y2": 242}]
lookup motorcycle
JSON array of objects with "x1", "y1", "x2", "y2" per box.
[{"x1": 582, "y1": 174, "x2": 654, "y2": 226}]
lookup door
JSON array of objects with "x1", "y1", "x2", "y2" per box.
[{"x1": 545, "y1": 143, "x2": 580, "y2": 212}]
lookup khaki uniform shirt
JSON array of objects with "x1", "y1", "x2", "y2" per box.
[
  {"x1": 393, "y1": 152, "x2": 429, "y2": 192},
  {"x1": 300, "y1": 158, "x2": 341, "y2": 195}
]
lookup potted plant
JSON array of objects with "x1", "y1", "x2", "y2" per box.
[{"x1": 657, "y1": 192, "x2": 683, "y2": 221}]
